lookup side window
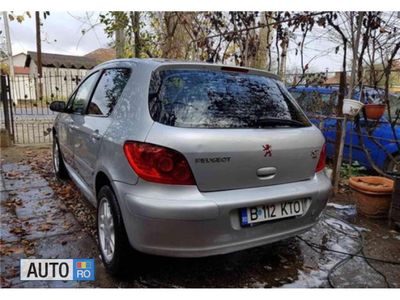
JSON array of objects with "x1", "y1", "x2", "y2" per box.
[
  {"x1": 68, "y1": 72, "x2": 99, "y2": 114},
  {"x1": 87, "y1": 68, "x2": 131, "y2": 116}
]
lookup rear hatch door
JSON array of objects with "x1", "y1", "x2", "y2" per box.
[{"x1": 146, "y1": 66, "x2": 325, "y2": 192}]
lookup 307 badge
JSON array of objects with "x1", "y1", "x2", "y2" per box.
[{"x1": 240, "y1": 199, "x2": 305, "y2": 226}]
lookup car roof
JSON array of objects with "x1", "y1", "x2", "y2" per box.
[{"x1": 94, "y1": 58, "x2": 280, "y2": 80}]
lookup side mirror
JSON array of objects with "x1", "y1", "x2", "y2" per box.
[{"x1": 49, "y1": 101, "x2": 66, "y2": 112}]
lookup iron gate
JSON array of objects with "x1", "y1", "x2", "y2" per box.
[{"x1": 1, "y1": 70, "x2": 87, "y2": 144}]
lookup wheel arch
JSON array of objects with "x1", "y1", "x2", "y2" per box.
[{"x1": 95, "y1": 171, "x2": 112, "y2": 199}]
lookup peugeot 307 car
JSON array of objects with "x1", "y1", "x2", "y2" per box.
[{"x1": 49, "y1": 59, "x2": 332, "y2": 275}]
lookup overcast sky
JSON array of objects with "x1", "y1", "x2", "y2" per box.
[
  {"x1": 0, "y1": 11, "x2": 344, "y2": 72},
  {"x1": 0, "y1": 12, "x2": 109, "y2": 56}
]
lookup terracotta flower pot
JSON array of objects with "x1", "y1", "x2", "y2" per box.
[
  {"x1": 364, "y1": 104, "x2": 386, "y2": 120},
  {"x1": 349, "y1": 176, "x2": 394, "y2": 219}
]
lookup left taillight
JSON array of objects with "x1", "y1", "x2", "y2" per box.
[
  {"x1": 123, "y1": 141, "x2": 196, "y2": 185},
  {"x1": 315, "y1": 143, "x2": 326, "y2": 173}
]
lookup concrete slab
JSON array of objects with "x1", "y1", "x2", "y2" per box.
[
  {"x1": 8, "y1": 186, "x2": 54, "y2": 202},
  {"x1": 1, "y1": 163, "x2": 32, "y2": 174},
  {"x1": 3, "y1": 176, "x2": 49, "y2": 191},
  {"x1": 0, "y1": 191, "x2": 9, "y2": 204},
  {"x1": 15, "y1": 197, "x2": 64, "y2": 219},
  {"x1": 0, "y1": 177, "x2": 5, "y2": 192},
  {"x1": 1, "y1": 217, "x2": 23, "y2": 243},
  {"x1": 34, "y1": 232, "x2": 98, "y2": 259},
  {"x1": 21, "y1": 212, "x2": 81, "y2": 241}
]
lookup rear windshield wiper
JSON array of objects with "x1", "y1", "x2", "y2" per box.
[{"x1": 254, "y1": 117, "x2": 306, "y2": 127}]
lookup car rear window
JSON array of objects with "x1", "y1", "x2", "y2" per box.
[{"x1": 149, "y1": 69, "x2": 311, "y2": 128}]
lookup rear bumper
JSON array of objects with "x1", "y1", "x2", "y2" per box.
[{"x1": 114, "y1": 171, "x2": 332, "y2": 257}]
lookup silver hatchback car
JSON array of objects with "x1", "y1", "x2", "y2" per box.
[{"x1": 50, "y1": 59, "x2": 331, "y2": 275}]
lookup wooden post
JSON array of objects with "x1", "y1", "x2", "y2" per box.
[
  {"x1": 334, "y1": 115, "x2": 347, "y2": 194},
  {"x1": 332, "y1": 71, "x2": 346, "y2": 189},
  {"x1": 348, "y1": 117, "x2": 353, "y2": 177}
]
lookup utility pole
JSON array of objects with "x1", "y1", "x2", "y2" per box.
[
  {"x1": 2, "y1": 11, "x2": 14, "y2": 79},
  {"x1": 35, "y1": 11, "x2": 43, "y2": 100},
  {"x1": 35, "y1": 12, "x2": 42, "y2": 78}
]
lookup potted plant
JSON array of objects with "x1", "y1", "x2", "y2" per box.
[
  {"x1": 349, "y1": 176, "x2": 394, "y2": 219},
  {"x1": 364, "y1": 95, "x2": 387, "y2": 120}
]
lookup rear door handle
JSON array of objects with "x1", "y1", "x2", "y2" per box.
[
  {"x1": 256, "y1": 167, "x2": 277, "y2": 180},
  {"x1": 70, "y1": 124, "x2": 79, "y2": 130}
]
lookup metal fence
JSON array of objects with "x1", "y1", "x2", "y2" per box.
[{"x1": 1, "y1": 69, "x2": 88, "y2": 144}]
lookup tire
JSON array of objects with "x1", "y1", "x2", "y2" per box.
[
  {"x1": 384, "y1": 153, "x2": 400, "y2": 174},
  {"x1": 97, "y1": 185, "x2": 133, "y2": 276},
  {"x1": 52, "y1": 137, "x2": 69, "y2": 180}
]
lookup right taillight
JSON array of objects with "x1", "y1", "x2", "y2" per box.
[
  {"x1": 123, "y1": 141, "x2": 196, "y2": 185},
  {"x1": 315, "y1": 143, "x2": 326, "y2": 173}
]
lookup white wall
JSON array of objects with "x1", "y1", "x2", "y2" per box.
[
  {"x1": 0, "y1": 53, "x2": 27, "y2": 67},
  {"x1": 23, "y1": 60, "x2": 90, "y2": 101},
  {"x1": 5, "y1": 53, "x2": 90, "y2": 103},
  {"x1": 41, "y1": 67, "x2": 89, "y2": 100},
  {"x1": 10, "y1": 75, "x2": 36, "y2": 101},
  {"x1": 12, "y1": 53, "x2": 27, "y2": 67}
]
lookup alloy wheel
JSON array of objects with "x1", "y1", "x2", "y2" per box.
[
  {"x1": 98, "y1": 197, "x2": 116, "y2": 263},
  {"x1": 53, "y1": 142, "x2": 60, "y2": 174}
]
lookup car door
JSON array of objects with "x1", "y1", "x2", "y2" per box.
[
  {"x1": 73, "y1": 68, "x2": 131, "y2": 187},
  {"x1": 62, "y1": 72, "x2": 100, "y2": 173},
  {"x1": 56, "y1": 92, "x2": 76, "y2": 167}
]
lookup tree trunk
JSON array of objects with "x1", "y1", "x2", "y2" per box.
[
  {"x1": 162, "y1": 12, "x2": 192, "y2": 59},
  {"x1": 115, "y1": 27, "x2": 125, "y2": 58},
  {"x1": 278, "y1": 30, "x2": 289, "y2": 79},
  {"x1": 253, "y1": 12, "x2": 272, "y2": 69},
  {"x1": 348, "y1": 12, "x2": 364, "y2": 98},
  {"x1": 132, "y1": 12, "x2": 141, "y2": 58}
]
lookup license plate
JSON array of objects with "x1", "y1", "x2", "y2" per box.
[{"x1": 240, "y1": 199, "x2": 305, "y2": 226}]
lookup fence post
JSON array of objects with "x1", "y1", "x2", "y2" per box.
[
  {"x1": 6, "y1": 75, "x2": 15, "y2": 142},
  {"x1": 333, "y1": 116, "x2": 347, "y2": 194},
  {"x1": 1, "y1": 74, "x2": 13, "y2": 144}
]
